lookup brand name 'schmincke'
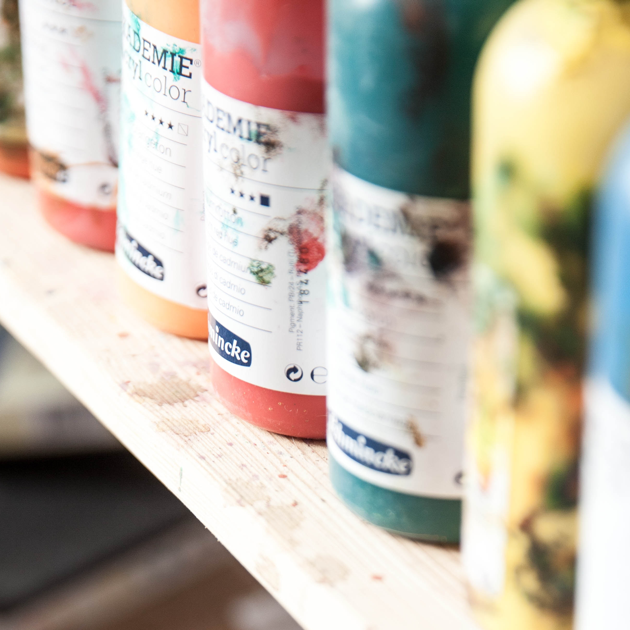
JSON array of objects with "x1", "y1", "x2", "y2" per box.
[
  {"x1": 118, "y1": 227, "x2": 164, "y2": 281},
  {"x1": 330, "y1": 415, "x2": 412, "y2": 476},
  {"x1": 209, "y1": 315, "x2": 252, "y2": 367}
]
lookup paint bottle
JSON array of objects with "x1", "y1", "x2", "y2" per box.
[
  {"x1": 116, "y1": 0, "x2": 207, "y2": 339},
  {"x1": 575, "y1": 122, "x2": 630, "y2": 630},
  {"x1": 326, "y1": 0, "x2": 514, "y2": 541},
  {"x1": 0, "y1": 0, "x2": 28, "y2": 178},
  {"x1": 201, "y1": 0, "x2": 328, "y2": 438},
  {"x1": 462, "y1": 0, "x2": 630, "y2": 627},
  {"x1": 20, "y1": 0, "x2": 121, "y2": 251}
]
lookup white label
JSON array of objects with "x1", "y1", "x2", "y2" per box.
[
  {"x1": 202, "y1": 82, "x2": 328, "y2": 395},
  {"x1": 20, "y1": 0, "x2": 121, "y2": 209},
  {"x1": 576, "y1": 379, "x2": 630, "y2": 630},
  {"x1": 326, "y1": 168, "x2": 471, "y2": 499},
  {"x1": 116, "y1": 5, "x2": 206, "y2": 311},
  {"x1": 461, "y1": 439, "x2": 511, "y2": 597}
]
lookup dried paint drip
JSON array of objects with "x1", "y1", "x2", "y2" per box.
[
  {"x1": 248, "y1": 259, "x2": 276, "y2": 285},
  {"x1": 354, "y1": 332, "x2": 391, "y2": 373},
  {"x1": 74, "y1": 55, "x2": 119, "y2": 168},
  {"x1": 261, "y1": 190, "x2": 327, "y2": 274},
  {"x1": 258, "y1": 123, "x2": 283, "y2": 159},
  {"x1": 289, "y1": 207, "x2": 326, "y2": 273},
  {"x1": 399, "y1": 198, "x2": 471, "y2": 281}
]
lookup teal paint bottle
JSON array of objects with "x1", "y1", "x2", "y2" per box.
[{"x1": 326, "y1": 0, "x2": 515, "y2": 542}]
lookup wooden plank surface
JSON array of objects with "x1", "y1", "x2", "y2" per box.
[{"x1": 0, "y1": 174, "x2": 479, "y2": 630}]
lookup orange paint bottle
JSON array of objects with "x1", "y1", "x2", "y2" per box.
[
  {"x1": 20, "y1": 0, "x2": 121, "y2": 250},
  {"x1": 116, "y1": 0, "x2": 207, "y2": 339}
]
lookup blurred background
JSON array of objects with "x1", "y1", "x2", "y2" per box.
[{"x1": 0, "y1": 325, "x2": 301, "y2": 630}]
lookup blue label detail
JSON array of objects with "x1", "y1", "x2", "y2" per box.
[
  {"x1": 329, "y1": 414, "x2": 412, "y2": 476},
  {"x1": 209, "y1": 315, "x2": 252, "y2": 367},
  {"x1": 592, "y1": 122, "x2": 630, "y2": 403}
]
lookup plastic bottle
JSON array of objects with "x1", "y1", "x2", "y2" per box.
[
  {"x1": 0, "y1": 0, "x2": 28, "y2": 179},
  {"x1": 116, "y1": 0, "x2": 207, "y2": 339},
  {"x1": 326, "y1": 0, "x2": 514, "y2": 542},
  {"x1": 201, "y1": 0, "x2": 328, "y2": 438},
  {"x1": 462, "y1": 1, "x2": 630, "y2": 627},
  {"x1": 19, "y1": 0, "x2": 121, "y2": 251},
  {"x1": 575, "y1": 122, "x2": 630, "y2": 630}
]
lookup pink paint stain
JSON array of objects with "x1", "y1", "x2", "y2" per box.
[
  {"x1": 66, "y1": 49, "x2": 119, "y2": 167},
  {"x1": 76, "y1": 57, "x2": 107, "y2": 114},
  {"x1": 65, "y1": 1, "x2": 98, "y2": 11}
]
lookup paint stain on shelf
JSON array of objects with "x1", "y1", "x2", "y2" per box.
[
  {"x1": 224, "y1": 479, "x2": 271, "y2": 506},
  {"x1": 305, "y1": 555, "x2": 350, "y2": 586},
  {"x1": 155, "y1": 417, "x2": 213, "y2": 437},
  {"x1": 130, "y1": 377, "x2": 207, "y2": 406},
  {"x1": 262, "y1": 504, "x2": 305, "y2": 538}
]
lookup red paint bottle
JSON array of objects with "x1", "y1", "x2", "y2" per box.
[
  {"x1": 20, "y1": 0, "x2": 121, "y2": 251},
  {"x1": 201, "y1": 0, "x2": 327, "y2": 438}
]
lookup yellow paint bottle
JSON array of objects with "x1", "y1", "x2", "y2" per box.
[{"x1": 462, "y1": 1, "x2": 630, "y2": 628}]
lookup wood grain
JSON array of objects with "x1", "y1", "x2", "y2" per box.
[{"x1": 0, "y1": 174, "x2": 479, "y2": 630}]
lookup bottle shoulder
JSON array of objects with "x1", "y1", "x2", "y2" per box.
[
  {"x1": 478, "y1": 0, "x2": 630, "y2": 97},
  {"x1": 125, "y1": 0, "x2": 200, "y2": 43}
]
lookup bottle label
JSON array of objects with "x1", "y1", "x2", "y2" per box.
[
  {"x1": 116, "y1": 4, "x2": 206, "y2": 311},
  {"x1": 20, "y1": 0, "x2": 121, "y2": 209},
  {"x1": 576, "y1": 379, "x2": 630, "y2": 630},
  {"x1": 326, "y1": 167, "x2": 471, "y2": 498},
  {"x1": 202, "y1": 82, "x2": 329, "y2": 396},
  {"x1": 460, "y1": 264, "x2": 518, "y2": 598}
]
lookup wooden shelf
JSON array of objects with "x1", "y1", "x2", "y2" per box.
[{"x1": 0, "y1": 174, "x2": 478, "y2": 630}]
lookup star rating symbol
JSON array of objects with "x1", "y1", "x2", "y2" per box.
[
  {"x1": 144, "y1": 111, "x2": 175, "y2": 129},
  {"x1": 228, "y1": 188, "x2": 260, "y2": 202}
]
